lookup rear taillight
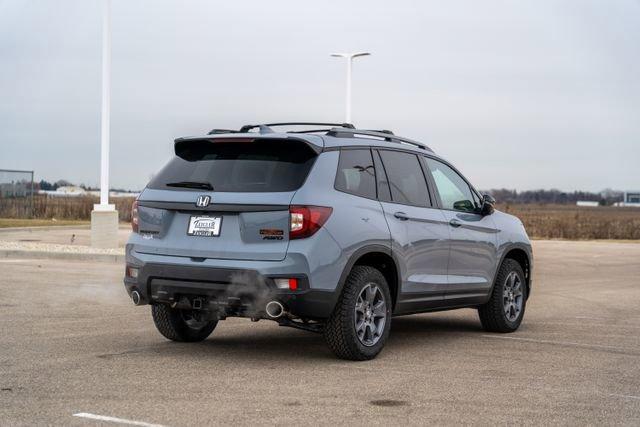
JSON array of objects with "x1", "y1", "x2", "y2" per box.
[
  {"x1": 131, "y1": 200, "x2": 139, "y2": 233},
  {"x1": 289, "y1": 205, "x2": 332, "y2": 239}
]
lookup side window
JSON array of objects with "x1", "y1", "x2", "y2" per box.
[
  {"x1": 372, "y1": 150, "x2": 392, "y2": 202},
  {"x1": 424, "y1": 158, "x2": 478, "y2": 213},
  {"x1": 335, "y1": 149, "x2": 376, "y2": 199},
  {"x1": 378, "y1": 150, "x2": 431, "y2": 207}
]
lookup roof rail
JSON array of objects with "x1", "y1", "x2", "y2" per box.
[
  {"x1": 207, "y1": 122, "x2": 355, "y2": 135},
  {"x1": 207, "y1": 129, "x2": 241, "y2": 135},
  {"x1": 239, "y1": 122, "x2": 355, "y2": 133},
  {"x1": 326, "y1": 128, "x2": 432, "y2": 152}
]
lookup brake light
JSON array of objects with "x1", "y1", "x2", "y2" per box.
[
  {"x1": 289, "y1": 205, "x2": 332, "y2": 239},
  {"x1": 131, "y1": 200, "x2": 139, "y2": 233}
]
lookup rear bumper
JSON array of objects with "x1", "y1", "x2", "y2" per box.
[{"x1": 124, "y1": 248, "x2": 336, "y2": 320}]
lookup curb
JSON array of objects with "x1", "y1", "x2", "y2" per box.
[{"x1": 0, "y1": 249, "x2": 124, "y2": 263}]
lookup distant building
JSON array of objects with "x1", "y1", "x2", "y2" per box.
[
  {"x1": 40, "y1": 186, "x2": 87, "y2": 197},
  {"x1": 625, "y1": 192, "x2": 640, "y2": 204},
  {"x1": 612, "y1": 191, "x2": 640, "y2": 207},
  {"x1": 615, "y1": 191, "x2": 640, "y2": 207},
  {"x1": 576, "y1": 200, "x2": 599, "y2": 207},
  {"x1": 38, "y1": 187, "x2": 138, "y2": 198},
  {"x1": 87, "y1": 190, "x2": 139, "y2": 198}
]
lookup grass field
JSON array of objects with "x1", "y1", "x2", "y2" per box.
[
  {"x1": 0, "y1": 218, "x2": 89, "y2": 228},
  {"x1": 1, "y1": 196, "x2": 639, "y2": 239},
  {"x1": 0, "y1": 195, "x2": 134, "y2": 221},
  {"x1": 499, "y1": 204, "x2": 640, "y2": 240}
]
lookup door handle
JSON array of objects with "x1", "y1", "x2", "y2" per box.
[
  {"x1": 394, "y1": 211, "x2": 410, "y2": 221},
  {"x1": 449, "y1": 218, "x2": 462, "y2": 228}
]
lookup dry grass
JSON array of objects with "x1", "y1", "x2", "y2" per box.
[
  {"x1": 499, "y1": 204, "x2": 640, "y2": 240},
  {"x1": 1, "y1": 197, "x2": 639, "y2": 240},
  {"x1": 0, "y1": 195, "x2": 134, "y2": 221},
  {"x1": 0, "y1": 218, "x2": 89, "y2": 228}
]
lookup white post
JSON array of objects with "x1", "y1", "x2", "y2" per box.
[
  {"x1": 345, "y1": 57, "x2": 352, "y2": 123},
  {"x1": 91, "y1": 0, "x2": 118, "y2": 248},
  {"x1": 330, "y1": 52, "x2": 370, "y2": 124},
  {"x1": 99, "y1": 0, "x2": 111, "y2": 209}
]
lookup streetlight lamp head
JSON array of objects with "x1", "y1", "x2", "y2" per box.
[{"x1": 330, "y1": 52, "x2": 371, "y2": 59}]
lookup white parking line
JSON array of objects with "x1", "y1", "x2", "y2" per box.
[
  {"x1": 610, "y1": 393, "x2": 640, "y2": 401},
  {"x1": 482, "y1": 335, "x2": 635, "y2": 353},
  {"x1": 73, "y1": 413, "x2": 167, "y2": 427},
  {"x1": 534, "y1": 321, "x2": 640, "y2": 330}
]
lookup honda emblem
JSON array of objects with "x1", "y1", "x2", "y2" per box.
[{"x1": 196, "y1": 195, "x2": 211, "y2": 207}]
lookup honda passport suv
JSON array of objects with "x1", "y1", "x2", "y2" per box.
[{"x1": 124, "y1": 122, "x2": 532, "y2": 360}]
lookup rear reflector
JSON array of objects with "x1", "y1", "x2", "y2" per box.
[
  {"x1": 274, "y1": 278, "x2": 299, "y2": 291},
  {"x1": 289, "y1": 205, "x2": 332, "y2": 239},
  {"x1": 126, "y1": 266, "x2": 139, "y2": 279}
]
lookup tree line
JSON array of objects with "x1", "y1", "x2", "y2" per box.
[
  {"x1": 37, "y1": 180, "x2": 133, "y2": 193},
  {"x1": 485, "y1": 188, "x2": 624, "y2": 205}
]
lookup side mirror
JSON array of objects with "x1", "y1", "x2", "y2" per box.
[
  {"x1": 480, "y1": 194, "x2": 496, "y2": 215},
  {"x1": 453, "y1": 200, "x2": 476, "y2": 212}
]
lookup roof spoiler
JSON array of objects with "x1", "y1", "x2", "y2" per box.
[{"x1": 174, "y1": 134, "x2": 324, "y2": 158}]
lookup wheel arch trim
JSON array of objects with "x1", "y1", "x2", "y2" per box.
[
  {"x1": 492, "y1": 243, "x2": 533, "y2": 298},
  {"x1": 334, "y1": 244, "x2": 400, "y2": 310}
]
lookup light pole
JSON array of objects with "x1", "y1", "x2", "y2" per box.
[
  {"x1": 91, "y1": 0, "x2": 119, "y2": 248},
  {"x1": 330, "y1": 52, "x2": 370, "y2": 123},
  {"x1": 99, "y1": 0, "x2": 111, "y2": 210}
]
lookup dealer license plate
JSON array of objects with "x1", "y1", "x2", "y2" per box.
[{"x1": 187, "y1": 216, "x2": 222, "y2": 237}]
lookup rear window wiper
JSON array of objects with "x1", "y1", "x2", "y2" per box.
[{"x1": 165, "y1": 181, "x2": 214, "y2": 191}]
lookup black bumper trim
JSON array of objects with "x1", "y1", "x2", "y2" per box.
[{"x1": 123, "y1": 262, "x2": 335, "y2": 319}]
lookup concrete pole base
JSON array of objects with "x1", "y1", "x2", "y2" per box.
[{"x1": 91, "y1": 206, "x2": 119, "y2": 248}]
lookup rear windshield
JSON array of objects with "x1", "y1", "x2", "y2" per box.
[{"x1": 147, "y1": 139, "x2": 317, "y2": 192}]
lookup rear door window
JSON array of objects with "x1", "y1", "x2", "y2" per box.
[
  {"x1": 147, "y1": 139, "x2": 317, "y2": 192},
  {"x1": 335, "y1": 149, "x2": 376, "y2": 199},
  {"x1": 378, "y1": 150, "x2": 431, "y2": 207}
]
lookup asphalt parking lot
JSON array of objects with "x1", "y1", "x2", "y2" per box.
[{"x1": 1, "y1": 240, "x2": 639, "y2": 426}]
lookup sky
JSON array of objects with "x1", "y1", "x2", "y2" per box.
[{"x1": 1, "y1": 0, "x2": 639, "y2": 192}]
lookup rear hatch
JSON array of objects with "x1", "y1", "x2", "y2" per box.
[{"x1": 133, "y1": 136, "x2": 320, "y2": 261}]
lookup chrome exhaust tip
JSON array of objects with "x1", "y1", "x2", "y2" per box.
[
  {"x1": 131, "y1": 290, "x2": 142, "y2": 306},
  {"x1": 265, "y1": 301, "x2": 285, "y2": 319}
]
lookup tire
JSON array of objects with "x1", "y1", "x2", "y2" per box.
[
  {"x1": 478, "y1": 258, "x2": 527, "y2": 333},
  {"x1": 324, "y1": 265, "x2": 392, "y2": 361},
  {"x1": 151, "y1": 304, "x2": 218, "y2": 342}
]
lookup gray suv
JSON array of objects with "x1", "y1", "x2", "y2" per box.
[{"x1": 124, "y1": 122, "x2": 532, "y2": 360}]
